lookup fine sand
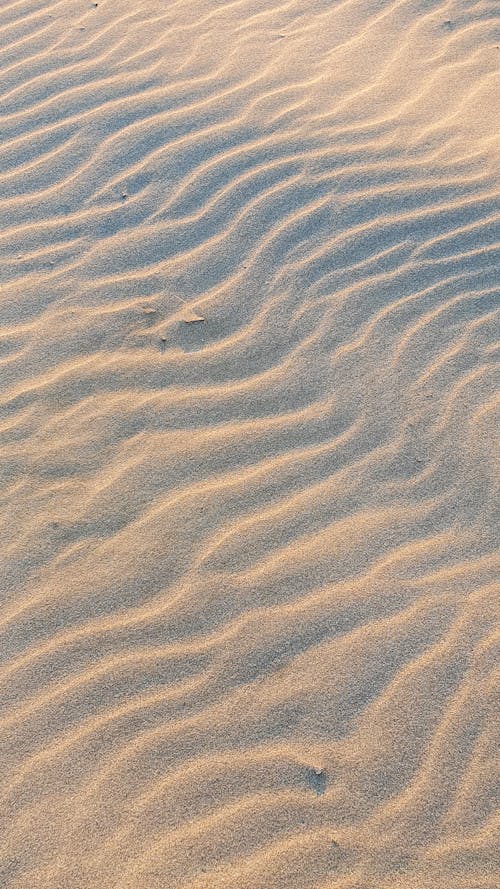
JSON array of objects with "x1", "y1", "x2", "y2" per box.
[{"x1": 0, "y1": 1, "x2": 499, "y2": 887}]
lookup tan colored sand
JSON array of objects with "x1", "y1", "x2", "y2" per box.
[{"x1": 0, "y1": 1, "x2": 498, "y2": 887}]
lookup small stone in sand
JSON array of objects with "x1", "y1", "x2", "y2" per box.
[{"x1": 183, "y1": 315, "x2": 204, "y2": 324}]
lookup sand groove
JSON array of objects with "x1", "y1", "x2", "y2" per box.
[{"x1": 0, "y1": 1, "x2": 498, "y2": 887}]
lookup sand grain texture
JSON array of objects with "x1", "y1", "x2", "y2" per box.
[{"x1": 0, "y1": 0, "x2": 499, "y2": 887}]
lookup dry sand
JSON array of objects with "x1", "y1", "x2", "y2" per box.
[{"x1": 0, "y1": 1, "x2": 499, "y2": 887}]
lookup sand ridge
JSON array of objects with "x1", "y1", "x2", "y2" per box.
[{"x1": 0, "y1": 0, "x2": 499, "y2": 887}]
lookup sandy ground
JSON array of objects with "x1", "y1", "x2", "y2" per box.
[{"x1": 0, "y1": 1, "x2": 499, "y2": 887}]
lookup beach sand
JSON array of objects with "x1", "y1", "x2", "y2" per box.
[{"x1": 0, "y1": 1, "x2": 499, "y2": 887}]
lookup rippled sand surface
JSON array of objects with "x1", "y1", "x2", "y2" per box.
[{"x1": 1, "y1": 1, "x2": 499, "y2": 887}]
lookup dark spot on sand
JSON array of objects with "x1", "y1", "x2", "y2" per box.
[
  {"x1": 305, "y1": 766, "x2": 327, "y2": 795},
  {"x1": 329, "y1": 839, "x2": 342, "y2": 866}
]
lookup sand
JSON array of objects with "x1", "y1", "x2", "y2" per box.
[{"x1": 0, "y1": 1, "x2": 499, "y2": 887}]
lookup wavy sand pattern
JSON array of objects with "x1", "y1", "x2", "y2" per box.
[{"x1": 0, "y1": 1, "x2": 499, "y2": 887}]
